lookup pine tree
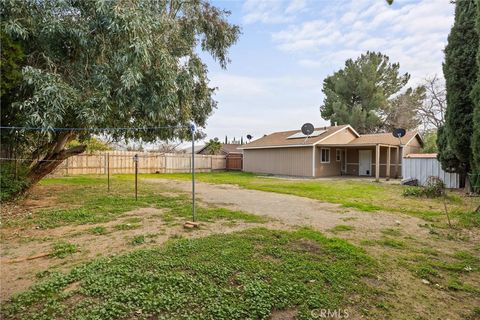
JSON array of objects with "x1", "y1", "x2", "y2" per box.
[{"x1": 438, "y1": 0, "x2": 478, "y2": 188}]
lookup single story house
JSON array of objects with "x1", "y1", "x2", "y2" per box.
[
  {"x1": 240, "y1": 124, "x2": 423, "y2": 180},
  {"x1": 197, "y1": 143, "x2": 242, "y2": 155}
]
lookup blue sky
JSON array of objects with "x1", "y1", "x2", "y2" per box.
[{"x1": 200, "y1": 0, "x2": 454, "y2": 142}]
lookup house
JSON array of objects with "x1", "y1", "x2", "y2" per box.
[
  {"x1": 240, "y1": 124, "x2": 423, "y2": 181},
  {"x1": 197, "y1": 143, "x2": 243, "y2": 156}
]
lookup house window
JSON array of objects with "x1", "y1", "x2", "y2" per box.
[
  {"x1": 336, "y1": 149, "x2": 341, "y2": 162},
  {"x1": 321, "y1": 148, "x2": 330, "y2": 163}
]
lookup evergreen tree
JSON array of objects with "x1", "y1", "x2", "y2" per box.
[
  {"x1": 320, "y1": 51, "x2": 410, "y2": 134},
  {"x1": 438, "y1": 0, "x2": 478, "y2": 187},
  {"x1": 470, "y1": 0, "x2": 480, "y2": 192}
]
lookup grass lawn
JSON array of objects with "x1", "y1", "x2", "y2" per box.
[
  {"x1": 2, "y1": 228, "x2": 379, "y2": 320},
  {"x1": 142, "y1": 171, "x2": 479, "y2": 224},
  {"x1": 4, "y1": 175, "x2": 264, "y2": 229},
  {"x1": 1, "y1": 174, "x2": 479, "y2": 319}
]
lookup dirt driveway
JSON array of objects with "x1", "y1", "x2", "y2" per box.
[{"x1": 149, "y1": 178, "x2": 430, "y2": 240}]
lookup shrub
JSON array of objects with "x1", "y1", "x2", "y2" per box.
[
  {"x1": 402, "y1": 177, "x2": 445, "y2": 198},
  {"x1": 424, "y1": 176, "x2": 445, "y2": 198},
  {"x1": 0, "y1": 162, "x2": 29, "y2": 201}
]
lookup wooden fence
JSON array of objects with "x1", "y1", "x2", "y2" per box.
[{"x1": 52, "y1": 151, "x2": 226, "y2": 176}]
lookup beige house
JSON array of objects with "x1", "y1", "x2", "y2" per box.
[{"x1": 240, "y1": 125, "x2": 423, "y2": 181}]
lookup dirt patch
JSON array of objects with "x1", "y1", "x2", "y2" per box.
[
  {"x1": 0, "y1": 204, "x2": 285, "y2": 301},
  {"x1": 270, "y1": 309, "x2": 298, "y2": 320}
]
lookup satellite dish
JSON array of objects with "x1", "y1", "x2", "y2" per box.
[
  {"x1": 246, "y1": 134, "x2": 252, "y2": 140},
  {"x1": 392, "y1": 128, "x2": 406, "y2": 138},
  {"x1": 301, "y1": 123, "x2": 315, "y2": 136}
]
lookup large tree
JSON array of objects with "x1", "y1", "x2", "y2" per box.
[
  {"x1": 0, "y1": 0, "x2": 240, "y2": 188},
  {"x1": 380, "y1": 86, "x2": 425, "y2": 132},
  {"x1": 438, "y1": 0, "x2": 478, "y2": 188},
  {"x1": 320, "y1": 51, "x2": 410, "y2": 134},
  {"x1": 471, "y1": 0, "x2": 480, "y2": 193}
]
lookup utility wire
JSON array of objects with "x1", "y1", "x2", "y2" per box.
[{"x1": 0, "y1": 125, "x2": 189, "y2": 132}]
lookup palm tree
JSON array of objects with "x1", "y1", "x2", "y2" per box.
[{"x1": 205, "y1": 138, "x2": 222, "y2": 155}]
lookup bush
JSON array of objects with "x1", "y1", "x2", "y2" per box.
[
  {"x1": 424, "y1": 176, "x2": 445, "y2": 198},
  {"x1": 402, "y1": 177, "x2": 445, "y2": 198},
  {"x1": 0, "y1": 162, "x2": 28, "y2": 201}
]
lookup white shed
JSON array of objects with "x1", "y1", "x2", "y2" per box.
[{"x1": 402, "y1": 153, "x2": 460, "y2": 188}]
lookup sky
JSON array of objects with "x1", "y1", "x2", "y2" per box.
[{"x1": 197, "y1": 0, "x2": 455, "y2": 144}]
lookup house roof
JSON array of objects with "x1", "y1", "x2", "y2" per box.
[
  {"x1": 348, "y1": 131, "x2": 422, "y2": 147},
  {"x1": 241, "y1": 125, "x2": 355, "y2": 149},
  {"x1": 221, "y1": 144, "x2": 243, "y2": 154},
  {"x1": 241, "y1": 125, "x2": 422, "y2": 150}
]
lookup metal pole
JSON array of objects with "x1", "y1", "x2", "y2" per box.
[
  {"x1": 134, "y1": 154, "x2": 138, "y2": 201},
  {"x1": 191, "y1": 128, "x2": 196, "y2": 222},
  {"x1": 107, "y1": 153, "x2": 110, "y2": 192}
]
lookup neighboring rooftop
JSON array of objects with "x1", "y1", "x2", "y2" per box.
[{"x1": 404, "y1": 153, "x2": 437, "y2": 158}]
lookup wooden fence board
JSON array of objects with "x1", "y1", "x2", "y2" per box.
[{"x1": 51, "y1": 151, "x2": 227, "y2": 176}]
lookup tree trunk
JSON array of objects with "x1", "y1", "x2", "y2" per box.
[{"x1": 22, "y1": 132, "x2": 86, "y2": 192}]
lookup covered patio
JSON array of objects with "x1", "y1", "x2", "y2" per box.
[{"x1": 315, "y1": 143, "x2": 402, "y2": 181}]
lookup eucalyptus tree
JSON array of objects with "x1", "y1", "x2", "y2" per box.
[{"x1": 0, "y1": 0, "x2": 240, "y2": 188}]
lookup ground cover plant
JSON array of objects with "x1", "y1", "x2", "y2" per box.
[
  {"x1": 1, "y1": 228, "x2": 379, "y2": 320},
  {"x1": 142, "y1": 172, "x2": 479, "y2": 223},
  {"x1": 3, "y1": 175, "x2": 264, "y2": 229}
]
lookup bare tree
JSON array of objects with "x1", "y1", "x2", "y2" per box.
[
  {"x1": 418, "y1": 75, "x2": 446, "y2": 131},
  {"x1": 154, "y1": 142, "x2": 183, "y2": 153}
]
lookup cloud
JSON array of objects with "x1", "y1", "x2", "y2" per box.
[
  {"x1": 242, "y1": 0, "x2": 308, "y2": 24},
  {"x1": 271, "y1": 0, "x2": 454, "y2": 85},
  {"x1": 205, "y1": 72, "x2": 326, "y2": 139}
]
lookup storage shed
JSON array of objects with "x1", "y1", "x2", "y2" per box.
[{"x1": 402, "y1": 153, "x2": 460, "y2": 188}]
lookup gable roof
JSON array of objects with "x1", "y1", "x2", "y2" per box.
[
  {"x1": 221, "y1": 144, "x2": 242, "y2": 154},
  {"x1": 241, "y1": 125, "x2": 422, "y2": 150},
  {"x1": 348, "y1": 131, "x2": 422, "y2": 147},
  {"x1": 240, "y1": 125, "x2": 357, "y2": 149}
]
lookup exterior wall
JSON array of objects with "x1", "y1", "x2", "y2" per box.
[
  {"x1": 403, "y1": 157, "x2": 459, "y2": 188},
  {"x1": 343, "y1": 146, "x2": 402, "y2": 178},
  {"x1": 243, "y1": 147, "x2": 313, "y2": 177},
  {"x1": 315, "y1": 147, "x2": 344, "y2": 177}
]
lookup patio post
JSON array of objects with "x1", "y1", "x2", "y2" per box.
[
  {"x1": 386, "y1": 146, "x2": 391, "y2": 181},
  {"x1": 375, "y1": 144, "x2": 380, "y2": 182}
]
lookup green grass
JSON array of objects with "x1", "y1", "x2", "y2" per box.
[
  {"x1": 1, "y1": 228, "x2": 379, "y2": 320},
  {"x1": 4, "y1": 175, "x2": 264, "y2": 229},
  {"x1": 88, "y1": 226, "x2": 107, "y2": 235},
  {"x1": 140, "y1": 172, "x2": 479, "y2": 221},
  {"x1": 51, "y1": 241, "x2": 78, "y2": 259},
  {"x1": 329, "y1": 224, "x2": 355, "y2": 232},
  {"x1": 129, "y1": 235, "x2": 146, "y2": 246}
]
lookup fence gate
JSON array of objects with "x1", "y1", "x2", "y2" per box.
[{"x1": 226, "y1": 153, "x2": 243, "y2": 171}]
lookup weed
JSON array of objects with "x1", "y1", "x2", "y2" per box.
[
  {"x1": 329, "y1": 225, "x2": 355, "y2": 232},
  {"x1": 88, "y1": 226, "x2": 107, "y2": 235},
  {"x1": 129, "y1": 235, "x2": 146, "y2": 246},
  {"x1": 114, "y1": 223, "x2": 141, "y2": 231},
  {"x1": 51, "y1": 241, "x2": 78, "y2": 258},
  {"x1": 1, "y1": 228, "x2": 379, "y2": 320}
]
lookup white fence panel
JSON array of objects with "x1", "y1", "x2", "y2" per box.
[{"x1": 402, "y1": 156, "x2": 459, "y2": 188}]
